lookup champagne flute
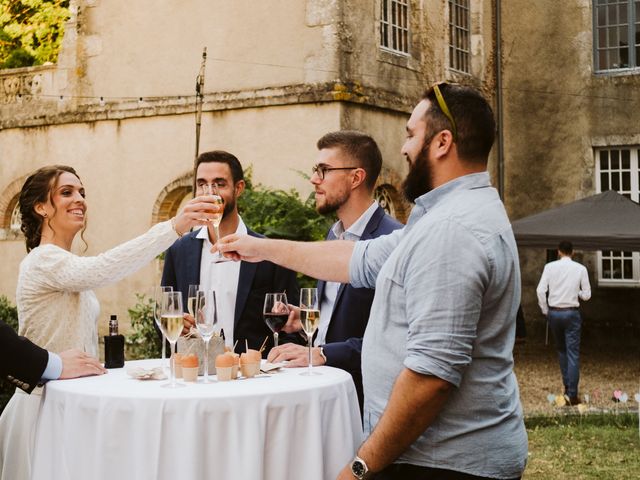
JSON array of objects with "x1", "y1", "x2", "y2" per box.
[
  {"x1": 159, "y1": 291, "x2": 185, "y2": 388},
  {"x1": 199, "y1": 183, "x2": 230, "y2": 263},
  {"x1": 196, "y1": 290, "x2": 217, "y2": 383},
  {"x1": 152, "y1": 285, "x2": 172, "y2": 370},
  {"x1": 187, "y1": 284, "x2": 199, "y2": 318},
  {"x1": 263, "y1": 293, "x2": 289, "y2": 348},
  {"x1": 299, "y1": 288, "x2": 320, "y2": 376},
  {"x1": 210, "y1": 192, "x2": 231, "y2": 264}
]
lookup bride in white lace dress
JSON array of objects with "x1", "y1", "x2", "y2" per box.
[{"x1": 0, "y1": 165, "x2": 217, "y2": 480}]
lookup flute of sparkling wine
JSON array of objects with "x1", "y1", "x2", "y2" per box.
[
  {"x1": 210, "y1": 196, "x2": 230, "y2": 263},
  {"x1": 159, "y1": 314, "x2": 183, "y2": 343},
  {"x1": 187, "y1": 297, "x2": 197, "y2": 317},
  {"x1": 152, "y1": 285, "x2": 172, "y2": 371},
  {"x1": 300, "y1": 309, "x2": 320, "y2": 337},
  {"x1": 196, "y1": 290, "x2": 217, "y2": 383},
  {"x1": 187, "y1": 284, "x2": 199, "y2": 318},
  {"x1": 160, "y1": 291, "x2": 185, "y2": 388},
  {"x1": 299, "y1": 287, "x2": 320, "y2": 376}
]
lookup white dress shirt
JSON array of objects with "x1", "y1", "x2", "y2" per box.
[
  {"x1": 315, "y1": 201, "x2": 378, "y2": 346},
  {"x1": 197, "y1": 218, "x2": 247, "y2": 347},
  {"x1": 536, "y1": 256, "x2": 591, "y2": 315}
]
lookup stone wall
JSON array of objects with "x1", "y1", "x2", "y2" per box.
[{"x1": 502, "y1": 0, "x2": 640, "y2": 338}]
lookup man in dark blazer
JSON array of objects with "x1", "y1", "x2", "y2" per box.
[
  {"x1": 162, "y1": 151, "x2": 299, "y2": 355},
  {"x1": 1, "y1": 320, "x2": 105, "y2": 393},
  {"x1": 268, "y1": 131, "x2": 403, "y2": 408}
]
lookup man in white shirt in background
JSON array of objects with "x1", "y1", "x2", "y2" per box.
[{"x1": 536, "y1": 240, "x2": 591, "y2": 405}]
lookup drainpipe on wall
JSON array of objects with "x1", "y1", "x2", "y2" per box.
[{"x1": 495, "y1": 0, "x2": 505, "y2": 201}]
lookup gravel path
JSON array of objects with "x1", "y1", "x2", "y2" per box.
[{"x1": 513, "y1": 339, "x2": 639, "y2": 416}]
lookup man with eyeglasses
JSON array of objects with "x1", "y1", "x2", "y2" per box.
[
  {"x1": 161, "y1": 150, "x2": 299, "y2": 355},
  {"x1": 220, "y1": 85, "x2": 527, "y2": 480},
  {"x1": 267, "y1": 131, "x2": 402, "y2": 412}
]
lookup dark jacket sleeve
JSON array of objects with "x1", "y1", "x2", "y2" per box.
[
  {"x1": 161, "y1": 244, "x2": 177, "y2": 290},
  {"x1": 0, "y1": 319, "x2": 48, "y2": 393}
]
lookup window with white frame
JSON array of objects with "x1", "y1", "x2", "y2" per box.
[
  {"x1": 449, "y1": 0, "x2": 471, "y2": 73},
  {"x1": 380, "y1": 0, "x2": 410, "y2": 55},
  {"x1": 595, "y1": 147, "x2": 640, "y2": 284},
  {"x1": 593, "y1": 0, "x2": 640, "y2": 71}
]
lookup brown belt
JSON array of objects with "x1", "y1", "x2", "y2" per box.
[{"x1": 549, "y1": 306, "x2": 578, "y2": 311}]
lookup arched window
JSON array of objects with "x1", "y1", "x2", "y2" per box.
[
  {"x1": 9, "y1": 201, "x2": 21, "y2": 233},
  {"x1": 374, "y1": 184, "x2": 398, "y2": 218},
  {"x1": 375, "y1": 183, "x2": 411, "y2": 223},
  {"x1": 1, "y1": 177, "x2": 26, "y2": 241},
  {"x1": 151, "y1": 172, "x2": 193, "y2": 224}
]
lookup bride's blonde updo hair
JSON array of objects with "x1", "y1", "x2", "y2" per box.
[{"x1": 19, "y1": 165, "x2": 86, "y2": 252}]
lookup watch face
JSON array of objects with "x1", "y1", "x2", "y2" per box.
[{"x1": 351, "y1": 460, "x2": 365, "y2": 477}]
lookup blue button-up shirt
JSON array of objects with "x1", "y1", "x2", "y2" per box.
[{"x1": 350, "y1": 172, "x2": 527, "y2": 478}]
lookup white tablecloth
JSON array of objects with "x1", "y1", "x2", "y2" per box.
[{"x1": 32, "y1": 359, "x2": 363, "y2": 480}]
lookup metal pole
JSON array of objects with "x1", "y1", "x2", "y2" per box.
[
  {"x1": 193, "y1": 47, "x2": 207, "y2": 196},
  {"x1": 495, "y1": 0, "x2": 505, "y2": 201}
]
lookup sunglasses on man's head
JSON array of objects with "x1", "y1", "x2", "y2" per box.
[{"x1": 429, "y1": 82, "x2": 458, "y2": 142}]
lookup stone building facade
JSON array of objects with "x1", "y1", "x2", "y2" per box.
[
  {"x1": 501, "y1": 0, "x2": 640, "y2": 339},
  {"x1": 0, "y1": 0, "x2": 497, "y2": 333},
  {"x1": 6, "y1": 1, "x2": 632, "y2": 342}
]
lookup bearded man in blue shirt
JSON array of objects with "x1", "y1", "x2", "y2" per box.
[{"x1": 220, "y1": 84, "x2": 528, "y2": 480}]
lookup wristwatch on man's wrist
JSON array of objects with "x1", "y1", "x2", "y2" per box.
[
  {"x1": 318, "y1": 346, "x2": 327, "y2": 365},
  {"x1": 350, "y1": 455, "x2": 370, "y2": 479}
]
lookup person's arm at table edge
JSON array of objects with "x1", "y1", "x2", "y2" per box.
[
  {"x1": 220, "y1": 235, "x2": 354, "y2": 284},
  {"x1": 44, "y1": 350, "x2": 106, "y2": 381},
  {"x1": 339, "y1": 369, "x2": 453, "y2": 477},
  {"x1": 1, "y1": 320, "x2": 105, "y2": 392}
]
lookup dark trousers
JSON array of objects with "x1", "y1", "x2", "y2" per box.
[
  {"x1": 374, "y1": 464, "x2": 521, "y2": 480},
  {"x1": 547, "y1": 308, "x2": 582, "y2": 398}
]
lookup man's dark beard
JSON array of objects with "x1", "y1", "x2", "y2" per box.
[
  {"x1": 402, "y1": 142, "x2": 434, "y2": 203},
  {"x1": 223, "y1": 197, "x2": 236, "y2": 218},
  {"x1": 316, "y1": 191, "x2": 349, "y2": 215}
]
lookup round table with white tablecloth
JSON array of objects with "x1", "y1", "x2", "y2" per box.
[{"x1": 32, "y1": 359, "x2": 363, "y2": 480}]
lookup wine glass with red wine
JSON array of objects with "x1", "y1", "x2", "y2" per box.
[{"x1": 263, "y1": 293, "x2": 290, "y2": 348}]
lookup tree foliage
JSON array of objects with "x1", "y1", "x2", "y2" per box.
[
  {"x1": 125, "y1": 294, "x2": 161, "y2": 361},
  {"x1": 238, "y1": 170, "x2": 335, "y2": 242},
  {"x1": 0, "y1": 0, "x2": 70, "y2": 69}
]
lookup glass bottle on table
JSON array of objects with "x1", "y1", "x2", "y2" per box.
[
  {"x1": 196, "y1": 289, "x2": 218, "y2": 383},
  {"x1": 299, "y1": 287, "x2": 320, "y2": 376},
  {"x1": 263, "y1": 292, "x2": 290, "y2": 348},
  {"x1": 159, "y1": 291, "x2": 185, "y2": 388},
  {"x1": 152, "y1": 285, "x2": 173, "y2": 370}
]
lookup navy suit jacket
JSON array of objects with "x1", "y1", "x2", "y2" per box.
[
  {"x1": 319, "y1": 206, "x2": 403, "y2": 408},
  {"x1": 1, "y1": 319, "x2": 48, "y2": 393},
  {"x1": 161, "y1": 228, "x2": 299, "y2": 356}
]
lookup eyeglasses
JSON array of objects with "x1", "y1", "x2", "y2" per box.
[
  {"x1": 431, "y1": 82, "x2": 458, "y2": 142},
  {"x1": 311, "y1": 164, "x2": 359, "y2": 180},
  {"x1": 196, "y1": 181, "x2": 223, "y2": 194}
]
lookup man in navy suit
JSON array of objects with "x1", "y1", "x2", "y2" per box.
[
  {"x1": 161, "y1": 151, "x2": 298, "y2": 355},
  {"x1": 268, "y1": 131, "x2": 403, "y2": 408},
  {"x1": 1, "y1": 320, "x2": 105, "y2": 393}
]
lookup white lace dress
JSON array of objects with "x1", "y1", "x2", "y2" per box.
[{"x1": 0, "y1": 220, "x2": 179, "y2": 480}]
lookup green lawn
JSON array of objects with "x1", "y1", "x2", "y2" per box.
[{"x1": 524, "y1": 413, "x2": 640, "y2": 479}]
